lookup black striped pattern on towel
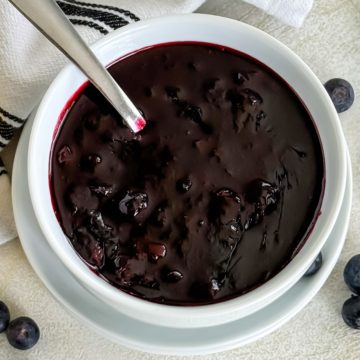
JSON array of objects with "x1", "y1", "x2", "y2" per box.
[
  {"x1": 0, "y1": 108, "x2": 26, "y2": 150},
  {"x1": 57, "y1": 0, "x2": 140, "y2": 34},
  {"x1": 0, "y1": 158, "x2": 6, "y2": 176},
  {"x1": 0, "y1": 2, "x2": 140, "y2": 153}
]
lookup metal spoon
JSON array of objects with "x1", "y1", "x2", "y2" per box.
[{"x1": 8, "y1": 0, "x2": 146, "y2": 133}]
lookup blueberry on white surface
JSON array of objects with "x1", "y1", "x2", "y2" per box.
[
  {"x1": 304, "y1": 252, "x2": 322, "y2": 276},
  {"x1": 6, "y1": 316, "x2": 40, "y2": 350},
  {"x1": 342, "y1": 295, "x2": 360, "y2": 329},
  {"x1": 0, "y1": 301, "x2": 10, "y2": 333},
  {"x1": 344, "y1": 254, "x2": 360, "y2": 295},
  {"x1": 324, "y1": 78, "x2": 354, "y2": 113}
]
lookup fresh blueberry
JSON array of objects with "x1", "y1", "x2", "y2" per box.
[
  {"x1": 0, "y1": 301, "x2": 10, "y2": 333},
  {"x1": 342, "y1": 295, "x2": 360, "y2": 329},
  {"x1": 324, "y1": 78, "x2": 354, "y2": 113},
  {"x1": 344, "y1": 254, "x2": 360, "y2": 294},
  {"x1": 304, "y1": 252, "x2": 322, "y2": 276},
  {"x1": 6, "y1": 316, "x2": 40, "y2": 350}
]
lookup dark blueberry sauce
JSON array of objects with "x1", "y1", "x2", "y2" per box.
[{"x1": 50, "y1": 43, "x2": 324, "y2": 305}]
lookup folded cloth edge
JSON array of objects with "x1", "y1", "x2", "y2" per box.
[{"x1": 243, "y1": 0, "x2": 314, "y2": 28}]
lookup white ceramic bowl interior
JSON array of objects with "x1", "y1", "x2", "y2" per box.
[{"x1": 28, "y1": 14, "x2": 347, "y2": 328}]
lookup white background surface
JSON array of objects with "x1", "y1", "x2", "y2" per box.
[{"x1": 1, "y1": 0, "x2": 360, "y2": 358}]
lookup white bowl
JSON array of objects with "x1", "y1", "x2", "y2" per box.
[{"x1": 28, "y1": 14, "x2": 347, "y2": 329}]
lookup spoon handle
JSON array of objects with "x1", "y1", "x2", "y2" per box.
[{"x1": 8, "y1": 0, "x2": 145, "y2": 133}]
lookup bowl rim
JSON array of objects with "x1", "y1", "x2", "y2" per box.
[{"x1": 27, "y1": 13, "x2": 347, "y2": 325}]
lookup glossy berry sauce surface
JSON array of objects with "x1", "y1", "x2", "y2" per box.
[{"x1": 50, "y1": 43, "x2": 324, "y2": 305}]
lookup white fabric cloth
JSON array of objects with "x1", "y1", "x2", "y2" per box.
[
  {"x1": 245, "y1": 0, "x2": 314, "y2": 28},
  {"x1": 0, "y1": 0, "x2": 314, "y2": 245}
]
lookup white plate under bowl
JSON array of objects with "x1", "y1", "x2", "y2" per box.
[
  {"x1": 28, "y1": 14, "x2": 348, "y2": 328},
  {"x1": 12, "y1": 111, "x2": 352, "y2": 355}
]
